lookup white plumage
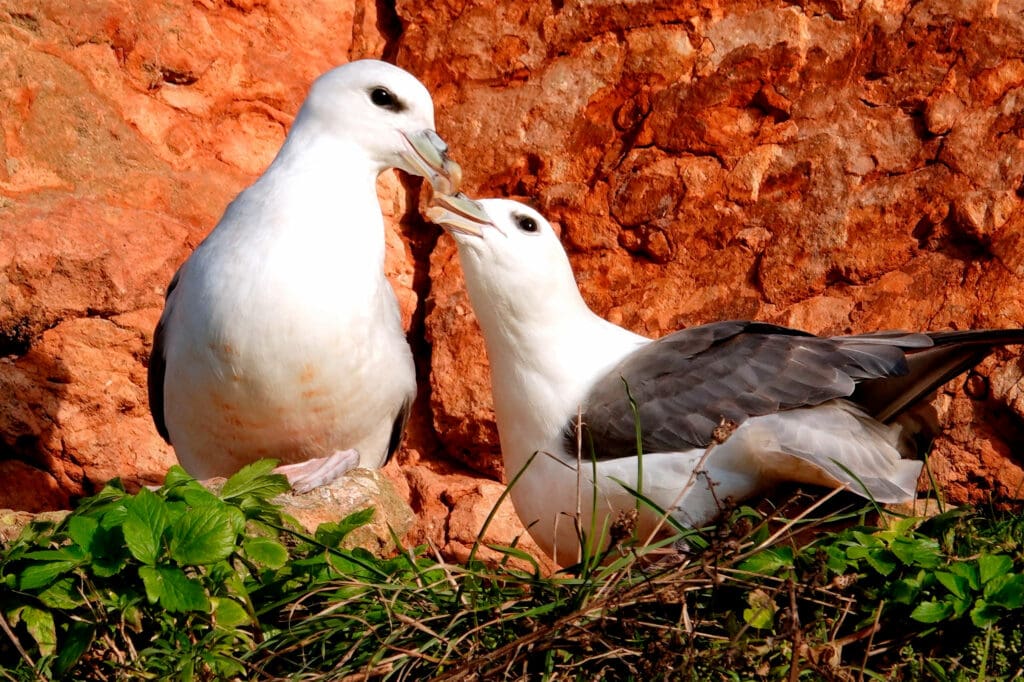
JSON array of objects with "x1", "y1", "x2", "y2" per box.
[{"x1": 150, "y1": 60, "x2": 460, "y2": 491}]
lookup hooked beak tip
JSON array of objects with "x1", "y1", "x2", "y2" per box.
[
  {"x1": 426, "y1": 193, "x2": 491, "y2": 239},
  {"x1": 401, "y1": 130, "x2": 462, "y2": 194}
]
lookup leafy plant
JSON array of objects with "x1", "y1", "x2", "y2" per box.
[
  {"x1": 0, "y1": 461, "x2": 376, "y2": 680},
  {"x1": 2, "y1": 462, "x2": 1022, "y2": 681}
]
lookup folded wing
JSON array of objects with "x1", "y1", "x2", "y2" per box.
[{"x1": 573, "y1": 321, "x2": 1024, "y2": 461}]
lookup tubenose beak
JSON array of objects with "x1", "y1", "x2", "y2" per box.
[
  {"x1": 425, "y1": 192, "x2": 493, "y2": 238},
  {"x1": 400, "y1": 129, "x2": 462, "y2": 194}
]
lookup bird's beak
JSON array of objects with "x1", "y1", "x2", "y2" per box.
[
  {"x1": 400, "y1": 129, "x2": 462, "y2": 195},
  {"x1": 425, "y1": 192, "x2": 493, "y2": 238}
]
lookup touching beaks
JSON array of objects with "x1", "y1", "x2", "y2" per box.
[
  {"x1": 400, "y1": 129, "x2": 463, "y2": 194},
  {"x1": 425, "y1": 192, "x2": 494, "y2": 238}
]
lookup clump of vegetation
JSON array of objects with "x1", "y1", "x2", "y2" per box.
[{"x1": 1, "y1": 462, "x2": 1022, "y2": 680}]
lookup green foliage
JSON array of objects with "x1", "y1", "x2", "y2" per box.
[
  {"x1": 722, "y1": 503, "x2": 1024, "y2": 680},
  {"x1": 0, "y1": 461, "x2": 373, "y2": 680},
  {"x1": 2, "y1": 463, "x2": 1023, "y2": 681}
]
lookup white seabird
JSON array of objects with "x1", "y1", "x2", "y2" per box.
[
  {"x1": 149, "y1": 60, "x2": 461, "y2": 492},
  {"x1": 427, "y1": 194, "x2": 1024, "y2": 566}
]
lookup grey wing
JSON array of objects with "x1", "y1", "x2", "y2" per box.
[
  {"x1": 383, "y1": 394, "x2": 413, "y2": 466},
  {"x1": 854, "y1": 328, "x2": 1024, "y2": 421},
  {"x1": 573, "y1": 320, "x2": 933, "y2": 460},
  {"x1": 148, "y1": 269, "x2": 180, "y2": 444}
]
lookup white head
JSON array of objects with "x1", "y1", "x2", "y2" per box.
[
  {"x1": 290, "y1": 59, "x2": 460, "y2": 192},
  {"x1": 426, "y1": 196, "x2": 590, "y2": 329}
]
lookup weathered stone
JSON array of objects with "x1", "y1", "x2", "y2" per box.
[
  {"x1": 273, "y1": 469, "x2": 415, "y2": 556},
  {"x1": 0, "y1": 509, "x2": 69, "y2": 544}
]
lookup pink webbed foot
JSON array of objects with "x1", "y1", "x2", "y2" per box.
[{"x1": 273, "y1": 449, "x2": 361, "y2": 494}]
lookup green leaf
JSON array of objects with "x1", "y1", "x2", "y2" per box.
[
  {"x1": 21, "y1": 605, "x2": 56, "y2": 656},
  {"x1": 889, "y1": 537, "x2": 941, "y2": 568},
  {"x1": 889, "y1": 578, "x2": 921, "y2": 604},
  {"x1": 206, "y1": 559, "x2": 238, "y2": 587},
  {"x1": 67, "y1": 515, "x2": 98, "y2": 549},
  {"x1": 243, "y1": 536, "x2": 289, "y2": 569},
  {"x1": 949, "y1": 561, "x2": 980, "y2": 591},
  {"x1": 123, "y1": 487, "x2": 169, "y2": 565},
  {"x1": 851, "y1": 530, "x2": 884, "y2": 548},
  {"x1": 316, "y1": 507, "x2": 376, "y2": 546},
  {"x1": 910, "y1": 600, "x2": 953, "y2": 623},
  {"x1": 164, "y1": 465, "x2": 199, "y2": 488},
  {"x1": 98, "y1": 502, "x2": 129, "y2": 530},
  {"x1": 83, "y1": 481, "x2": 128, "y2": 507},
  {"x1": 969, "y1": 599, "x2": 1002, "y2": 628},
  {"x1": 138, "y1": 565, "x2": 210, "y2": 613},
  {"x1": 69, "y1": 488, "x2": 125, "y2": 525},
  {"x1": 326, "y1": 547, "x2": 389, "y2": 580},
  {"x1": 23, "y1": 546, "x2": 87, "y2": 562},
  {"x1": 742, "y1": 589, "x2": 776, "y2": 629},
  {"x1": 924, "y1": 659, "x2": 952, "y2": 682},
  {"x1": 220, "y1": 459, "x2": 289, "y2": 500},
  {"x1": 37, "y1": 577, "x2": 84, "y2": 609},
  {"x1": 212, "y1": 597, "x2": 251, "y2": 629},
  {"x1": 182, "y1": 486, "x2": 222, "y2": 508},
  {"x1": 164, "y1": 500, "x2": 189, "y2": 523},
  {"x1": 935, "y1": 571, "x2": 970, "y2": 600},
  {"x1": 888, "y1": 516, "x2": 920, "y2": 536},
  {"x1": 487, "y1": 544, "x2": 542, "y2": 575},
  {"x1": 159, "y1": 568, "x2": 211, "y2": 613},
  {"x1": 950, "y1": 595, "x2": 972, "y2": 619},
  {"x1": 228, "y1": 458, "x2": 280, "y2": 480},
  {"x1": 138, "y1": 565, "x2": 163, "y2": 604},
  {"x1": 89, "y1": 524, "x2": 130, "y2": 577},
  {"x1": 169, "y1": 501, "x2": 244, "y2": 565},
  {"x1": 20, "y1": 560, "x2": 79, "y2": 590},
  {"x1": 978, "y1": 554, "x2": 1012, "y2": 585},
  {"x1": 205, "y1": 651, "x2": 247, "y2": 678},
  {"x1": 983, "y1": 573, "x2": 1024, "y2": 609},
  {"x1": 824, "y1": 546, "x2": 851, "y2": 573},
  {"x1": 863, "y1": 549, "x2": 898, "y2": 577},
  {"x1": 53, "y1": 621, "x2": 94, "y2": 678},
  {"x1": 738, "y1": 547, "x2": 794, "y2": 576},
  {"x1": 340, "y1": 506, "x2": 376, "y2": 534}
]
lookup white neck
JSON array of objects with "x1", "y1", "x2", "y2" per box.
[
  {"x1": 239, "y1": 119, "x2": 387, "y2": 271},
  {"x1": 462, "y1": 267, "x2": 648, "y2": 474},
  {"x1": 268, "y1": 114, "x2": 383, "y2": 191}
]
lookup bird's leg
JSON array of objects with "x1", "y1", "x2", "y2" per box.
[{"x1": 273, "y1": 449, "x2": 361, "y2": 494}]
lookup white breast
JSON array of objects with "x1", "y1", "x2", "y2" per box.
[{"x1": 159, "y1": 167, "x2": 415, "y2": 477}]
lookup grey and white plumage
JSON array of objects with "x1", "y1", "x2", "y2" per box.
[
  {"x1": 149, "y1": 60, "x2": 460, "y2": 492},
  {"x1": 427, "y1": 194, "x2": 1024, "y2": 566}
]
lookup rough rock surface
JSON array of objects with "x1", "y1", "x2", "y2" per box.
[{"x1": 1, "y1": 1, "x2": 1023, "y2": 563}]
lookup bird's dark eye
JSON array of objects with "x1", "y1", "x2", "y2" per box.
[
  {"x1": 369, "y1": 87, "x2": 404, "y2": 112},
  {"x1": 514, "y1": 214, "x2": 539, "y2": 233}
]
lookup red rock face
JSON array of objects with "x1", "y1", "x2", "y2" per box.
[{"x1": 1, "y1": 1, "x2": 1022, "y2": 558}]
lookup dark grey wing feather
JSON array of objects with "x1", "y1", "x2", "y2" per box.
[
  {"x1": 574, "y1": 321, "x2": 935, "y2": 460},
  {"x1": 383, "y1": 394, "x2": 413, "y2": 465},
  {"x1": 148, "y1": 270, "x2": 180, "y2": 444},
  {"x1": 854, "y1": 328, "x2": 1024, "y2": 421}
]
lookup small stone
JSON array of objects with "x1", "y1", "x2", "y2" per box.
[
  {"x1": 925, "y1": 91, "x2": 964, "y2": 135},
  {"x1": 964, "y1": 373, "x2": 989, "y2": 401}
]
